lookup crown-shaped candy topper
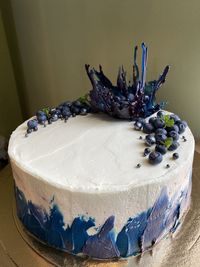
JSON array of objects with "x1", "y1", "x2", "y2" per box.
[{"x1": 85, "y1": 43, "x2": 170, "y2": 119}]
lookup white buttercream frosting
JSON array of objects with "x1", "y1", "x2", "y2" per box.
[{"x1": 8, "y1": 112, "x2": 194, "y2": 193}]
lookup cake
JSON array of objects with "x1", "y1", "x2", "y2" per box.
[{"x1": 8, "y1": 43, "x2": 194, "y2": 260}]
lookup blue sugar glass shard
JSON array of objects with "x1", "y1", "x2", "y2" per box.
[{"x1": 86, "y1": 43, "x2": 170, "y2": 119}]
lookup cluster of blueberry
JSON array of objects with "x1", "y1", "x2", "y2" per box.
[
  {"x1": 26, "y1": 99, "x2": 91, "y2": 136},
  {"x1": 134, "y1": 111, "x2": 187, "y2": 166}
]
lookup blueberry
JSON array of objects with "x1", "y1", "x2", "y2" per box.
[
  {"x1": 152, "y1": 118, "x2": 165, "y2": 129},
  {"x1": 166, "y1": 164, "x2": 170, "y2": 169},
  {"x1": 144, "y1": 148, "x2": 151, "y2": 156},
  {"x1": 166, "y1": 124, "x2": 179, "y2": 133},
  {"x1": 145, "y1": 134, "x2": 156, "y2": 146},
  {"x1": 149, "y1": 117, "x2": 156, "y2": 124},
  {"x1": 62, "y1": 101, "x2": 72, "y2": 107},
  {"x1": 37, "y1": 115, "x2": 47, "y2": 124},
  {"x1": 73, "y1": 100, "x2": 82, "y2": 108},
  {"x1": 80, "y1": 108, "x2": 88, "y2": 115},
  {"x1": 168, "y1": 141, "x2": 180, "y2": 151},
  {"x1": 49, "y1": 109, "x2": 59, "y2": 122},
  {"x1": 176, "y1": 121, "x2": 186, "y2": 134},
  {"x1": 62, "y1": 108, "x2": 71, "y2": 118},
  {"x1": 144, "y1": 95, "x2": 149, "y2": 102},
  {"x1": 136, "y1": 117, "x2": 145, "y2": 125},
  {"x1": 62, "y1": 106, "x2": 70, "y2": 113},
  {"x1": 51, "y1": 114, "x2": 59, "y2": 122},
  {"x1": 182, "y1": 121, "x2": 188, "y2": 127},
  {"x1": 49, "y1": 109, "x2": 56, "y2": 115},
  {"x1": 71, "y1": 105, "x2": 80, "y2": 115},
  {"x1": 157, "y1": 110, "x2": 165, "y2": 117},
  {"x1": 149, "y1": 151, "x2": 163, "y2": 165},
  {"x1": 33, "y1": 126, "x2": 38, "y2": 131},
  {"x1": 56, "y1": 104, "x2": 63, "y2": 111},
  {"x1": 155, "y1": 133, "x2": 167, "y2": 144},
  {"x1": 134, "y1": 121, "x2": 143, "y2": 130},
  {"x1": 170, "y1": 114, "x2": 180, "y2": 123},
  {"x1": 36, "y1": 110, "x2": 45, "y2": 117},
  {"x1": 143, "y1": 123, "x2": 154, "y2": 134},
  {"x1": 173, "y1": 153, "x2": 179, "y2": 160},
  {"x1": 114, "y1": 96, "x2": 121, "y2": 102},
  {"x1": 127, "y1": 93, "x2": 135, "y2": 102},
  {"x1": 155, "y1": 145, "x2": 167, "y2": 155},
  {"x1": 55, "y1": 109, "x2": 62, "y2": 117},
  {"x1": 136, "y1": 163, "x2": 141, "y2": 168},
  {"x1": 27, "y1": 119, "x2": 38, "y2": 129},
  {"x1": 27, "y1": 128, "x2": 32, "y2": 134},
  {"x1": 156, "y1": 128, "x2": 167, "y2": 135},
  {"x1": 168, "y1": 130, "x2": 179, "y2": 141}
]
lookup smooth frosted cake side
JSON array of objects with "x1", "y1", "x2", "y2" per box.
[{"x1": 8, "y1": 112, "x2": 194, "y2": 259}]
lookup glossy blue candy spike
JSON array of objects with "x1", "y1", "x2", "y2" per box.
[
  {"x1": 86, "y1": 43, "x2": 170, "y2": 119},
  {"x1": 155, "y1": 65, "x2": 170, "y2": 91},
  {"x1": 83, "y1": 216, "x2": 120, "y2": 259},
  {"x1": 141, "y1": 187, "x2": 169, "y2": 251},
  {"x1": 133, "y1": 45, "x2": 139, "y2": 85},
  {"x1": 116, "y1": 209, "x2": 151, "y2": 257},
  {"x1": 134, "y1": 45, "x2": 138, "y2": 65},
  {"x1": 141, "y1": 43, "x2": 148, "y2": 90}
]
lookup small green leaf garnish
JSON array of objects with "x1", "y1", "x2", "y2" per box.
[
  {"x1": 163, "y1": 137, "x2": 173, "y2": 148},
  {"x1": 78, "y1": 94, "x2": 90, "y2": 105},
  {"x1": 161, "y1": 115, "x2": 175, "y2": 128},
  {"x1": 42, "y1": 107, "x2": 50, "y2": 116}
]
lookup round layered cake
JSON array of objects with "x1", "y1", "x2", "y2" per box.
[{"x1": 8, "y1": 111, "x2": 194, "y2": 259}]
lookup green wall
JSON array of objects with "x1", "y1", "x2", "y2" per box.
[
  {"x1": 2, "y1": 0, "x2": 200, "y2": 138},
  {"x1": 0, "y1": 11, "x2": 22, "y2": 138}
]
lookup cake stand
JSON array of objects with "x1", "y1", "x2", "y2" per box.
[{"x1": 0, "y1": 149, "x2": 200, "y2": 267}]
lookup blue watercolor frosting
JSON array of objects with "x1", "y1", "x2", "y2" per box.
[
  {"x1": 141, "y1": 188, "x2": 169, "y2": 251},
  {"x1": 116, "y1": 209, "x2": 152, "y2": 257},
  {"x1": 14, "y1": 175, "x2": 192, "y2": 260},
  {"x1": 83, "y1": 216, "x2": 120, "y2": 259}
]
